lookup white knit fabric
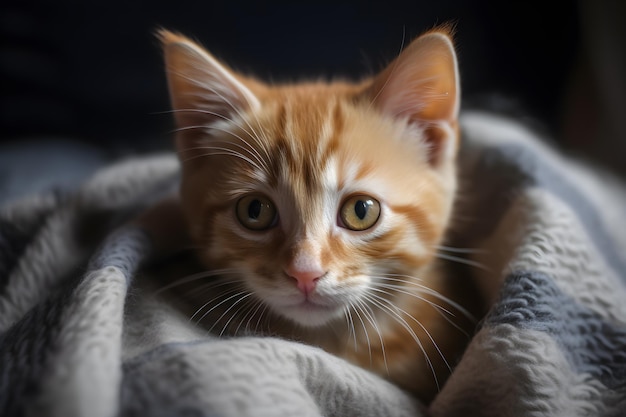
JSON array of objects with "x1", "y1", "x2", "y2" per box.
[{"x1": 1, "y1": 112, "x2": 624, "y2": 416}]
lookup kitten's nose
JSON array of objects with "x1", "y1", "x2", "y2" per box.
[{"x1": 286, "y1": 267, "x2": 324, "y2": 295}]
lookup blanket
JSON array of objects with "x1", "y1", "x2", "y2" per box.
[{"x1": 1, "y1": 111, "x2": 625, "y2": 417}]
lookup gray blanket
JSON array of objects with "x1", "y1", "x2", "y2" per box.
[{"x1": 1, "y1": 111, "x2": 625, "y2": 417}]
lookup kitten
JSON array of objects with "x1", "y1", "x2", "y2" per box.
[{"x1": 158, "y1": 26, "x2": 475, "y2": 402}]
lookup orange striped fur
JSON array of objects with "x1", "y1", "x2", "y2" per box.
[{"x1": 160, "y1": 26, "x2": 473, "y2": 402}]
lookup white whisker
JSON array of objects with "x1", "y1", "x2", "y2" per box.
[
  {"x1": 367, "y1": 291, "x2": 451, "y2": 377},
  {"x1": 362, "y1": 293, "x2": 441, "y2": 392},
  {"x1": 154, "y1": 268, "x2": 240, "y2": 295},
  {"x1": 165, "y1": 70, "x2": 274, "y2": 166},
  {"x1": 371, "y1": 282, "x2": 455, "y2": 317},
  {"x1": 241, "y1": 297, "x2": 266, "y2": 336},
  {"x1": 357, "y1": 299, "x2": 389, "y2": 375},
  {"x1": 373, "y1": 282, "x2": 473, "y2": 338},
  {"x1": 435, "y1": 244, "x2": 488, "y2": 255},
  {"x1": 179, "y1": 146, "x2": 263, "y2": 171},
  {"x1": 191, "y1": 284, "x2": 246, "y2": 323},
  {"x1": 173, "y1": 125, "x2": 268, "y2": 172},
  {"x1": 254, "y1": 303, "x2": 270, "y2": 334},
  {"x1": 375, "y1": 274, "x2": 476, "y2": 323},
  {"x1": 344, "y1": 305, "x2": 358, "y2": 351},
  {"x1": 212, "y1": 292, "x2": 255, "y2": 337},
  {"x1": 181, "y1": 75, "x2": 272, "y2": 163},
  {"x1": 351, "y1": 302, "x2": 372, "y2": 364},
  {"x1": 166, "y1": 107, "x2": 273, "y2": 165},
  {"x1": 435, "y1": 252, "x2": 490, "y2": 271}
]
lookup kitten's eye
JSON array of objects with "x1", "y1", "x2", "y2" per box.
[
  {"x1": 339, "y1": 195, "x2": 381, "y2": 231},
  {"x1": 236, "y1": 194, "x2": 277, "y2": 230}
]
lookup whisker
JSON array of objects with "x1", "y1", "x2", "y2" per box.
[
  {"x1": 372, "y1": 283, "x2": 476, "y2": 338},
  {"x1": 254, "y1": 303, "x2": 270, "y2": 334},
  {"x1": 212, "y1": 292, "x2": 255, "y2": 337},
  {"x1": 373, "y1": 282, "x2": 473, "y2": 338},
  {"x1": 165, "y1": 107, "x2": 272, "y2": 164},
  {"x1": 167, "y1": 71, "x2": 244, "y2": 114},
  {"x1": 362, "y1": 293, "x2": 440, "y2": 392},
  {"x1": 176, "y1": 74, "x2": 273, "y2": 164},
  {"x1": 162, "y1": 108, "x2": 253, "y2": 136},
  {"x1": 154, "y1": 268, "x2": 240, "y2": 295},
  {"x1": 195, "y1": 86, "x2": 270, "y2": 165},
  {"x1": 351, "y1": 302, "x2": 372, "y2": 364},
  {"x1": 344, "y1": 305, "x2": 358, "y2": 351},
  {"x1": 210, "y1": 137, "x2": 269, "y2": 174},
  {"x1": 357, "y1": 298, "x2": 389, "y2": 375},
  {"x1": 434, "y1": 245, "x2": 488, "y2": 255},
  {"x1": 375, "y1": 274, "x2": 476, "y2": 323},
  {"x1": 435, "y1": 253, "x2": 490, "y2": 271},
  {"x1": 371, "y1": 282, "x2": 455, "y2": 317},
  {"x1": 174, "y1": 125, "x2": 270, "y2": 173},
  {"x1": 230, "y1": 295, "x2": 256, "y2": 336},
  {"x1": 179, "y1": 147, "x2": 263, "y2": 171},
  {"x1": 180, "y1": 280, "x2": 229, "y2": 299},
  {"x1": 242, "y1": 297, "x2": 266, "y2": 336},
  {"x1": 367, "y1": 291, "x2": 452, "y2": 376},
  {"x1": 191, "y1": 284, "x2": 246, "y2": 323},
  {"x1": 164, "y1": 70, "x2": 273, "y2": 160},
  {"x1": 229, "y1": 120, "x2": 272, "y2": 174}
]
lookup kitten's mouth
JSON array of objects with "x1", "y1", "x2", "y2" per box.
[
  {"x1": 284, "y1": 297, "x2": 326, "y2": 311},
  {"x1": 294, "y1": 299, "x2": 329, "y2": 310},
  {"x1": 280, "y1": 299, "x2": 344, "y2": 327}
]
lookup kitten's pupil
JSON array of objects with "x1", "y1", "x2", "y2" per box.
[
  {"x1": 355, "y1": 200, "x2": 368, "y2": 220},
  {"x1": 248, "y1": 199, "x2": 262, "y2": 220},
  {"x1": 339, "y1": 195, "x2": 381, "y2": 231},
  {"x1": 236, "y1": 194, "x2": 276, "y2": 230}
]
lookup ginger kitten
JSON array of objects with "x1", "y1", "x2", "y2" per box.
[{"x1": 158, "y1": 26, "x2": 475, "y2": 402}]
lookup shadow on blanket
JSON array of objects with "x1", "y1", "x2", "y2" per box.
[{"x1": 1, "y1": 111, "x2": 625, "y2": 417}]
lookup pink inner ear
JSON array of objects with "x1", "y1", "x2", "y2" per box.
[
  {"x1": 165, "y1": 43, "x2": 258, "y2": 123},
  {"x1": 161, "y1": 32, "x2": 261, "y2": 157},
  {"x1": 373, "y1": 34, "x2": 459, "y2": 124},
  {"x1": 367, "y1": 31, "x2": 460, "y2": 165}
]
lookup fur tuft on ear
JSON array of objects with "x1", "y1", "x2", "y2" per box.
[
  {"x1": 158, "y1": 29, "x2": 260, "y2": 154},
  {"x1": 366, "y1": 26, "x2": 460, "y2": 166}
]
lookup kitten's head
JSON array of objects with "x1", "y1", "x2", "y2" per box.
[{"x1": 160, "y1": 28, "x2": 460, "y2": 328}]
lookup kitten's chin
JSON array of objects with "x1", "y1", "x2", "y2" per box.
[{"x1": 278, "y1": 302, "x2": 344, "y2": 328}]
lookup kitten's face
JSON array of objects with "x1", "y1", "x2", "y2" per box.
[{"x1": 161, "y1": 29, "x2": 460, "y2": 328}]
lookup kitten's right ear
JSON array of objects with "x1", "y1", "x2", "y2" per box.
[
  {"x1": 365, "y1": 27, "x2": 460, "y2": 168},
  {"x1": 158, "y1": 30, "x2": 260, "y2": 151}
]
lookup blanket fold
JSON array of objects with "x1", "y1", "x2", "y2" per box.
[{"x1": 1, "y1": 112, "x2": 625, "y2": 417}]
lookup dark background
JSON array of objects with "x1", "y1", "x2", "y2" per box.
[{"x1": 1, "y1": 1, "x2": 625, "y2": 175}]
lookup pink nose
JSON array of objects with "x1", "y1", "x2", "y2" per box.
[{"x1": 285, "y1": 267, "x2": 324, "y2": 295}]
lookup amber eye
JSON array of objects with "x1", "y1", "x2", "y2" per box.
[
  {"x1": 339, "y1": 195, "x2": 381, "y2": 231},
  {"x1": 236, "y1": 194, "x2": 277, "y2": 230}
]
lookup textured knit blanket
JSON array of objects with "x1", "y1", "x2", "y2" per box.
[{"x1": 1, "y1": 111, "x2": 625, "y2": 417}]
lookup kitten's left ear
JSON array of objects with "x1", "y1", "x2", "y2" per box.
[
  {"x1": 158, "y1": 29, "x2": 260, "y2": 155},
  {"x1": 366, "y1": 27, "x2": 460, "y2": 166}
]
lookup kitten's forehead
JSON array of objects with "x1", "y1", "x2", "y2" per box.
[
  {"x1": 241, "y1": 91, "x2": 414, "y2": 195},
  {"x1": 255, "y1": 97, "x2": 344, "y2": 233},
  {"x1": 258, "y1": 92, "x2": 429, "y2": 196},
  {"x1": 264, "y1": 96, "x2": 344, "y2": 189}
]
